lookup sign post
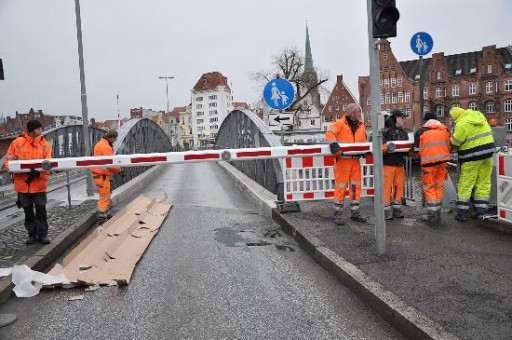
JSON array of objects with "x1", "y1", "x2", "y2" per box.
[
  {"x1": 410, "y1": 32, "x2": 434, "y2": 119},
  {"x1": 263, "y1": 77, "x2": 295, "y2": 146}
]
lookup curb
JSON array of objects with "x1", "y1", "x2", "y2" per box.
[
  {"x1": 217, "y1": 161, "x2": 460, "y2": 340},
  {"x1": 0, "y1": 165, "x2": 164, "y2": 304}
]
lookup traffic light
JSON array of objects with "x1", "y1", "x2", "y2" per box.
[
  {"x1": 0, "y1": 59, "x2": 3, "y2": 80},
  {"x1": 372, "y1": 0, "x2": 400, "y2": 38}
]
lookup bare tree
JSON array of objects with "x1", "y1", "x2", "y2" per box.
[{"x1": 252, "y1": 47, "x2": 329, "y2": 112}]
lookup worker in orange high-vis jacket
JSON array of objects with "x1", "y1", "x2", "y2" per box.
[
  {"x1": 413, "y1": 113, "x2": 452, "y2": 223},
  {"x1": 325, "y1": 103, "x2": 368, "y2": 225},
  {"x1": 91, "y1": 130, "x2": 120, "y2": 222},
  {"x1": 2, "y1": 120, "x2": 52, "y2": 244}
]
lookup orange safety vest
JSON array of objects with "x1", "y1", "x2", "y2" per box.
[
  {"x1": 419, "y1": 124, "x2": 451, "y2": 166},
  {"x1": 91, "y1": 138, "x2": 120, "y2": 176},
  {"x1": 325, "y1": 116, "x2": 367, "y2": 144},
  {"x1": 3, "y1": 131, "x2": 52, "y2": 193}
]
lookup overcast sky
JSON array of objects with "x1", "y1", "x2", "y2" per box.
[{"x1": 0, "y1": 0, "x2": 510, "y2": 121}]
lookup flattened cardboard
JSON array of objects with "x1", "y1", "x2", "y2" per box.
[{"x1": 45, "y1": 195, "x2": 172, "y2": 289}]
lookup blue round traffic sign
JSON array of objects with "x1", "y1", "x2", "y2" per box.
[
  {"x1": 263, "y1": 78, "x2": 295, "y2": 110},
  {"x1": 410, "y1": 32, "x2": 433, "y2": 56}
]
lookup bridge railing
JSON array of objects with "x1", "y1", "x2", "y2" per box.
[{"x1": 214, "y1": 110, "x2": 285, "y2": 201}]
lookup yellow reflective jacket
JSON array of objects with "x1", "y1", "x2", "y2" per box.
[{"x1": 450, "y1": 109, "x2": 495, "y2": 163}]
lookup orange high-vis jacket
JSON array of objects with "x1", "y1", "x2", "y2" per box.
[
  {"x1": 3, "y1": 132, "x2": 52, "y2": 193},
  {"x1": 91, "y1": 138, "x2": 120, "y2": 176},
  {"x1": 325, "y1": 116, "x2": 367, "y2": 143},
  {"x1": 418, "y1": 125, "x2": 451, "y2": 166}
]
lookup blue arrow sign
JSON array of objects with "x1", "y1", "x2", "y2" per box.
[
  {"x1": 410, "y1": 32, "x2": 433, "y2": 56},
  {"x1": 263, "y1": 78, "x2": 295, "y2": 110}
]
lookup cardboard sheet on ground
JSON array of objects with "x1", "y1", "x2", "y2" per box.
[{"x1": 46, "y1": 194, "x2": 172, "y2": 287}]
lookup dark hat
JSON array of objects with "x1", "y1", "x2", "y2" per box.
[
  {"x1": 26, "y1": 120, "x2": 42, "y2": 132},
  {"x1": 422, "y1": 112, "x2": 437, "y2": 121},
  {"x1": 390, "y1": 109, "x2": 404, "y2": 117}
]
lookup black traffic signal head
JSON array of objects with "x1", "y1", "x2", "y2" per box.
[
  {"x1": 0, "y1": 59, "x2": 3, "y2": 80},
  {"x1": 372, "y1": 0, "x2": 400, "y2": 39}
]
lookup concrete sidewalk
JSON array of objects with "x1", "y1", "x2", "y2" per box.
[{"x1": 279, "y1": 200, "x2": 512, "y2": 340}]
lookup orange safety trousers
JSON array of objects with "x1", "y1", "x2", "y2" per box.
[
  {"x1": 422, "y1": 163, "x2": 448, "y2": 215},
  {"x1": 383, "y1": 165, "x2": 405, "y2": 209},
  {"x1": 334, "y1": 158, "x2": 361, "y2": 212},
  {"x1": 93, "y1": 175, "x2": 111, "y2": 213}
]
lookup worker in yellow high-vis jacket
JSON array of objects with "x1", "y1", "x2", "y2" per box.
[{"x1": 449, "y1": 107, "x2": 495, "y2": 221}]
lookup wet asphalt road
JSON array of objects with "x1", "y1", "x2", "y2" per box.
[{"x1": 0, "y1": 163, "x2": 402, "y2": 340}]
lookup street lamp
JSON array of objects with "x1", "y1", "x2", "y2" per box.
[
  {"x1": 158, "y1": 76, "x2": 175, "y2": 113},
  {"x1": 74, "y1": 0, "x2": 94, "y2": 196}
]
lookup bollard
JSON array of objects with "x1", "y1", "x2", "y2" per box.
[{"x1": 66, "y1": 171, "x2": 72, "y2": 209}]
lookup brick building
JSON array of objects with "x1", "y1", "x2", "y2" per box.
[
  {"x1": 321, "y1": 74, "x2": 360, "y2": 131},
  {"x1": 359, "y1": 41, "x2": 512, "y2": 133},
  {"x1": 0, "y1": 108, "x2": 56, "y2": 136}
]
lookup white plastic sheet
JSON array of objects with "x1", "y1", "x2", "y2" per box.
[{"x1": 0, "y1": 265, "x2": 70, "y2": 298}]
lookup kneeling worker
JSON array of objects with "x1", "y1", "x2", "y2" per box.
[{"x1": 91, "y1": 130, "x2": 120, "y2": 222}]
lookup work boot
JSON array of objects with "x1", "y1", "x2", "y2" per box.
[
  {"x1": 384, "y1": 209, "x2": 393, "y2": 220},
  {"x1": 420, "y1": 213, "x2": 439, "y2": 223},
  {"x1": 98, "y1": 212, "x2": 108, "y2": 224},
  {"x1": 350, "y1": 211, "x2": 367, "y2": 223},
  {"x1": 38, "y1": 235, "x2": 50, "y2": 244},
  {"x1": 25, "y1": 235, "x2": 36, "y2": 245},
  {"x1": 392, "y1": 208, "x2": 405, "y2": 219},
  {"x1": 333, "y1": 206, "x2": 345, "y2": 225},
  {"x1": 455, "y1": 210, "x2": 469, "y2": 222}
]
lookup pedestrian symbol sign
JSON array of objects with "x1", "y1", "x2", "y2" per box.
[
  {"x1": 410, "y1": 32, "x2": 433, "y2": 56},
  {"x1": 263, "y1": 78, "x2": 295, "y2": 110}
]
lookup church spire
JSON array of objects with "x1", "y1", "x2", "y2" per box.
[{"x1": 304, "y1": 25, "x2": 314, "y2": 72}]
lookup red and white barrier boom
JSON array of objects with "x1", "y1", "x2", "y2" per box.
[{"x1": 6, "y1": 141, "x2": 414, "y2": 173}]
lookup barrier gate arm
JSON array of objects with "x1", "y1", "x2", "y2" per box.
[{"x1": 6, "y1": 141, "x2": 414, "y2": 173}]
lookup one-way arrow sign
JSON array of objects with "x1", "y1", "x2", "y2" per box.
[{"x1": 268, "y1": 113, "x2": 294, "y2": 127}]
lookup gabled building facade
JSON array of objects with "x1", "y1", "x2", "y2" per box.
[{"x1": 321, "y1": 75, "x2": 360, "y2": 131}]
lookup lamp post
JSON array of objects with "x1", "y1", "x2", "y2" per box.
[
  {"x1": 74, "y1": 0, "x2": 94, "y2": 196},
  {"x1": 158, "y1": 76, "x2": 175, "y2": 113}
]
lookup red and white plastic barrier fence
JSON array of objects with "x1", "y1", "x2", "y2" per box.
[
  {"x1": 497, "y1": 149, "x2": 512, "y2": 225},
  {"x1": 5, "y1": 141, "x2": 413, "y2": 173}
]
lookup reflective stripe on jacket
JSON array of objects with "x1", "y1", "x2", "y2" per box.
[
  {"x1": 418, "y1": 124, "x2": 451, "y2": 166},
  {"x1": 450, "y1": 109, "x2": 495, "y2": 163}
]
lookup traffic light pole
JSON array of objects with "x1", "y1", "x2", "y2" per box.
[{"x1": 367, "y1": 0, "x2": 386, "y2": 255}]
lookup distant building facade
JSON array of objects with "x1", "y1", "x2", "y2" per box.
[{"x1": 321, "y1": 75, "x2": 360, "y2": 131}]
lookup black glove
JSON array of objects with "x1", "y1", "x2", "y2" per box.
[
  {"x1": 329, "y1": 142, "x2": 340, "y2": 155},
  {"x1": 25, "y1": 168, "x2": 40, "y2": 184}
]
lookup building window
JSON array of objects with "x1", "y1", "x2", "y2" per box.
[
  {"x1": 398, "y1": 92, "x2": 403, "y2": 103},
  {"x1": 367, "y1": 97, "x2": 371, "y2": 105},
  {"x1": 196, "y1": 104, "x2": 203, "y2": 109},
  {"x1": 436, "y1": 105, "x2": 445, "y2": 117},
  {"x1": 486, "y1": 81, "x2": 494, "y2": 94},
  {"x1": 380, "y1": 94, "x2": 384, "y2": 104},
  {"x1": 196, "y1": 97, "x2": 203, "y2": 102},
  {"x1": 311, "y1": 119, "x2": 316, "y2": 126},
  {"x1": 384, "y1": 79, "x2": 389, "y2": 88},
  {"x1": 423, "y1": 88, "x2": 428, "y2": 99},
  {"x1": 452, "y1": 103, "x2": 460, "y2": 108},
  {"x1": 424, "y1": 105, "x2": 430, "y2": 114},
  {"x1": 505, "y1": 79, "x2": 512, "y2": 92},
  {"x1": 385, "y1": 93, "x2": 390, "y2": 104},
  {"x1": 383, "y1": 53, "x2": 388, "y2": 60},
  {"x1": 209, "y1": 102, "x2": 217, "y2": 107},
  {"x1": 397, "y1": 78, "x2": 403, "y2": 87},
  {"x1": 485, "y1": 101, "x2": 495, "y2": 114},
  {"x1": 380, "y1": 80, "x2": 383, "y2": 88},
  {"x1": 335, "y1": 104, "x2": 340, "y2": 111},
  {"x1": 504, "y1": 99, "x2": 512, "y2": 112},
  {"x1": 437, "y1": 72, "x2": 442, "y2": 80},
  {"x1": 505, "y1": 118, "x2": 512, "y2": 131},
  {"x1": 435, "y1": 86, "x2": 443, "y2": 98},
  {"x1": 405, "y1": 107, "x2": 411, "y2": 117},
  {"x1": 391, "y1": 78, "x2": 396, "y2": 88},
  {"x1": 392, "y1": 93, "x2": 397, "y2": 104},
  {"x1": 469, "y1": 101, "x2": 478, "y2": 110},
  {"x1": 405, "y1": 92, "x2": 410, "y2": 103},
  {"x1": 197, "y1": 119, "x2": 204, "y2": 124},
  {"x1": 329, "y1": 105, "x2": 333, "y2": 112},
  {"x1": 469, "y1": 83, "x2": 477, "y2": 95},
  {"x1": 342, "y1": 104, "x2": 347, "y2": 111},
  {"x1": 209, "y1": 95, "x2": 217, "y2": 100},
  {"x1": 487, "y1": 65, "x2": 492, "y2": 74},
  {"x1": 452, "y1": 85, "x2": 460, "y2": 97},
  {"x1": 197, "y1": 111, "x2": 204, "y2": 116}
]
